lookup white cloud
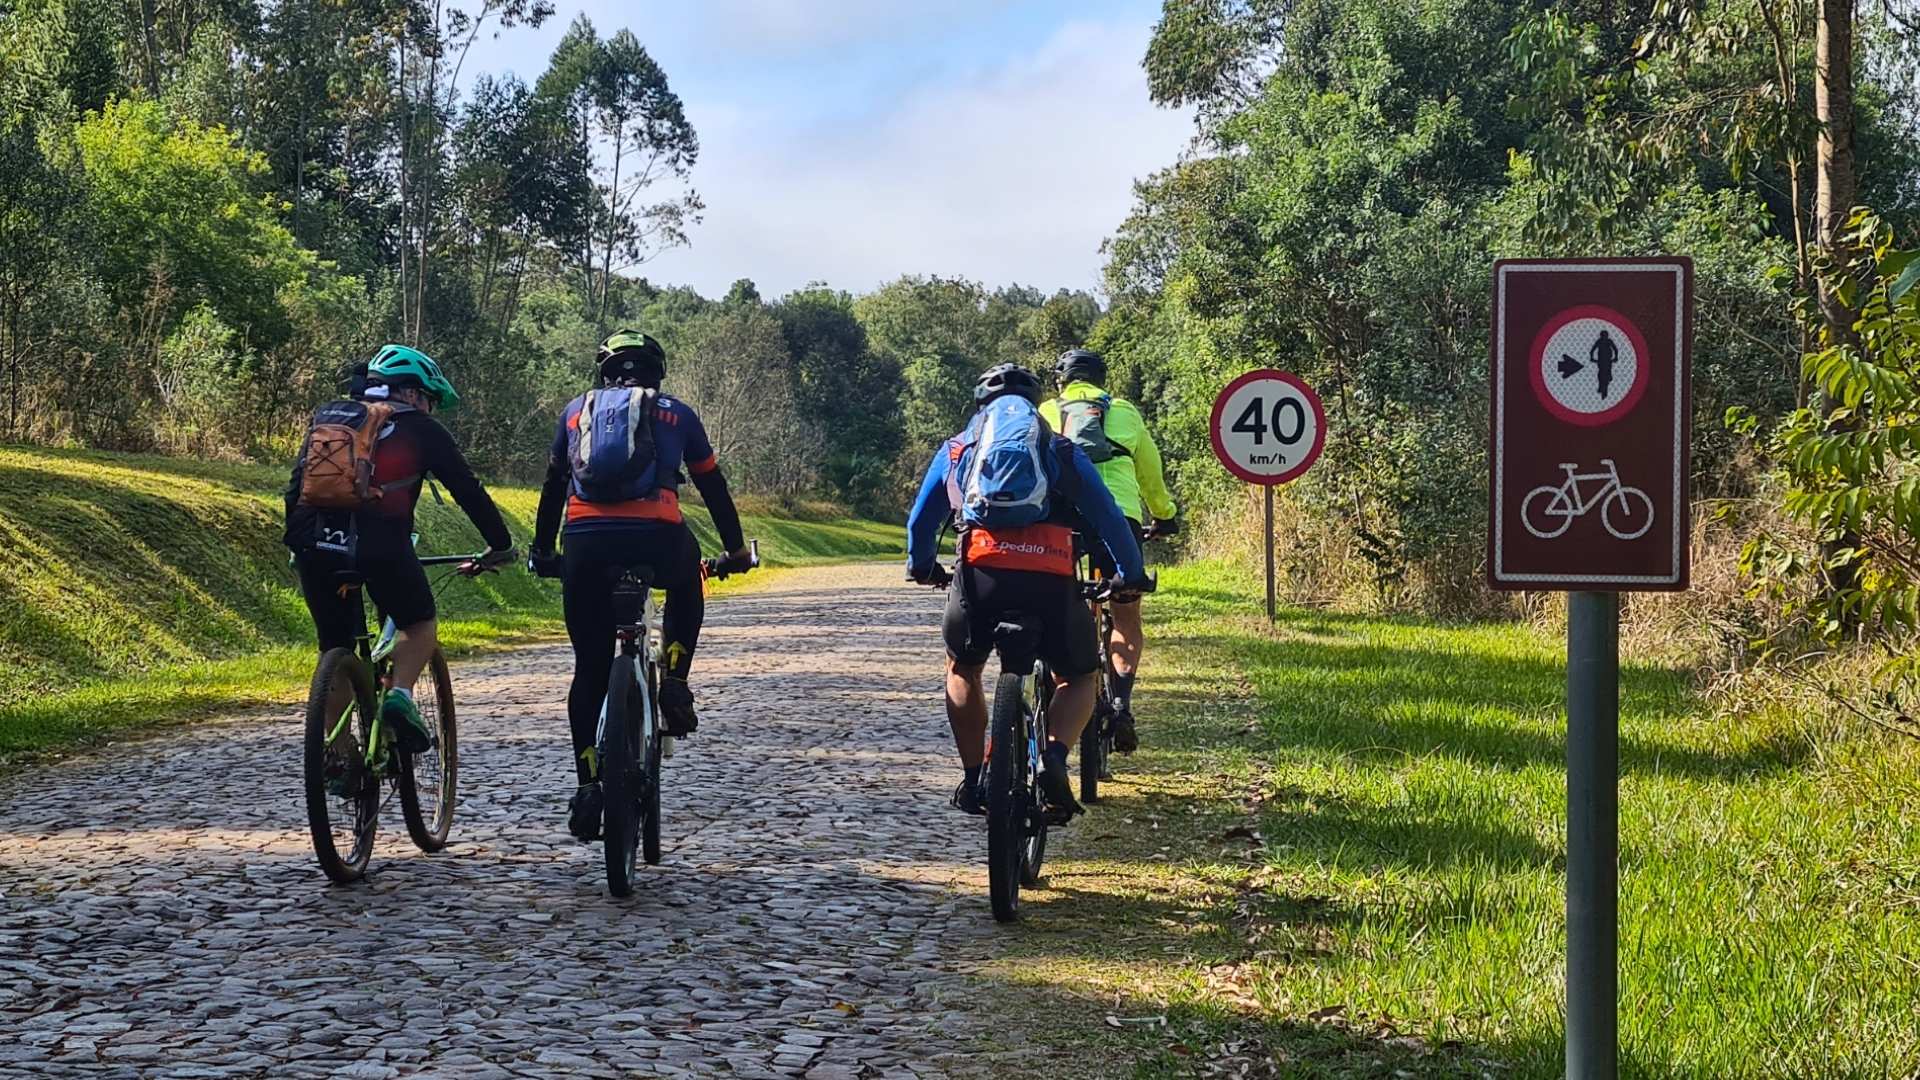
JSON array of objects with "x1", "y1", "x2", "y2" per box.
[
  {"x1": 656, "y1": 0, "x2": 1017, "y2": 54},
  {"x1": 640, "y1": 18, "x2": 1194, "y2": 299}
]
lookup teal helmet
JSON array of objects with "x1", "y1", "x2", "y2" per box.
[{"x1": 367, "y1": 344, "x2": 458, "y2": 410}]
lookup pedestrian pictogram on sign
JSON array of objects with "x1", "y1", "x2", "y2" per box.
[
  {"x1": 1532, "y1": 306, "x2": 1650, "y2": 427},
  {"x1": 1489, "y1": 260, "x2": 1692, "y2": 591}
]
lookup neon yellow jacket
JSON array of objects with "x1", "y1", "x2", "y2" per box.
[{"x1": 1042, "y1": 381, "x2": 1178, "y2": 524}]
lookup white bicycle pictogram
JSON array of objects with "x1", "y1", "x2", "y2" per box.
[{"x1": 1520, "y1": 459, "x2": 1655, "y2": 540}]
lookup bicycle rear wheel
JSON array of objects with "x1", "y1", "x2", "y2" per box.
[
  {"x1": 602, "y1": 658, "x2": 644, "y2": 897},
  {"x1": 399, "y1": 649, "x2": 457, "y2": 852},
  {"x1": 304, "y1": 648, "x2": 380, "y2": 883},
  {"x1": 641, "y1": 659, "x2": 663, "y2": 866},
  {"x1": 986, "y1": 670, "x2": 1029, "y2": 922}
]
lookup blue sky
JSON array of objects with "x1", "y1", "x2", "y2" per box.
[{"x1": 463, "y1": 1, "x2": 1193, "y2": 298}]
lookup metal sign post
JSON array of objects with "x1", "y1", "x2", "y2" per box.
[
  {"x1": 1209, "y1": 369, "x2": 1327, "y2": 623},
  {"x1": 1489, "y1": 259, "x2": 1692, "y2": 1079},
  {"x1": 1565, "y1": 591, "x2": 1619, "y2": 1078},
  {"x1": 1264, "y1": 485, "x2": 1276, "y2": 621}
]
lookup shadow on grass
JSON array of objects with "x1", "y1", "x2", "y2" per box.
[{"x1": 1141, "y1": 626, "x2": 1801, "y2": 782}]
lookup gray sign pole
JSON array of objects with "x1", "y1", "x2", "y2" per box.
[
  {"x1": 1263, "y1": 484, "x2": 1276, "y2": 621},
  {"x1": 1565, "y1": 590, "x2": 1619, "y2": 1079}
]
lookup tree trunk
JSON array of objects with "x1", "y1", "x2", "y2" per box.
[
  {"x1": 138, "y1": 0, "x2": 162, "y2": 96},
  {"x1": 1815, "y1": 0, "x2": 1857, "y2": 343},
  {"x1": 1815, "y1": 0, "x2": 1860, "y2": 609}
]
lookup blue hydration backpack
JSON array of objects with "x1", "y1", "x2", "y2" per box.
[
  {"x1": 568, "y1": 387, "x2": 659, "y2": 502},
  {"x1": 946, "y1": 396, "x2": 1055, "y2": 528}
]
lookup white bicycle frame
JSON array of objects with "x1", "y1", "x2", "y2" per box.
[
  {"x1": 1546, "y1": 460, "x2": 1627, "y2": 515},
  {"x1": 594, "y1": 588, "x2": 667, "y2": 767}
]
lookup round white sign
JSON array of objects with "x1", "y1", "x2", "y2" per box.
[
  {"x1": 1528, "y1": 304, "x2": 1649, "y2": 427},
  {"x1": 1208, "y1": 370, "x2": 1326, "y2": 485}
]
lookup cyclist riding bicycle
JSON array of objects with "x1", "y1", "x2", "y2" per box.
[
  {"x1": 1040, "y1": 348, "x2": 1178, "y2": 754},
  {"x1": 906, "y1": 363, "x2": 1145, "y2": 819},
  {"x1": 284, "y1": 344, "x2": 515, "y2": 755},
  {"x1": 528, "y1": 330, "x2": 752, "y2": 842}
]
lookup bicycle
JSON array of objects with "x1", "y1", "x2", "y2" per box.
[
  {"x1": 923, "y1": 562, "x2": 1066, "y2": 922},
  {"x1": 1520, "y1": 458, "x2": 1655, "y2": 541},
  {"x1": 534, "y1": 539, "x2": 758, "y2": 898},
  {"x1": 302, "y1": 550, "x2": 495, "y2": 884},
  {"x1": 1077, "y1": 532, "x2": 1164, "y2": 805}
]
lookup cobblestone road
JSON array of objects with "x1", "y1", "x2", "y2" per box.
[{"x1": 0, "y1": 564, "x2": 1007, "y2": 1079}]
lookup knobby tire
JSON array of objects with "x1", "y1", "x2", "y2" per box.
[
  {"x1": 987, "y1": 670, "x2": 1028, "y2": 922},
  {"x1": 1022, "y1": 663, "x2": 1051, "y2": 887},
  {"x1": 641, "y1": 658, "x2": 663, "y2": 866},
  {"x1": 304, "y1": 648, "x2": 379, "y2": 884},
  {"x1": 398, "y1": 649, "x2": 457, "y2": 852},
  {"x1": 602, "y1": 659, "x2": 644, "y2": 897}
]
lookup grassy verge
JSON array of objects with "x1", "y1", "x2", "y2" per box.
[
  {"x1": 0, "y1": 445, "x2": 902, "y2": 760},
  {"x1": 982, "y1": 560, "x2": 1920, "y2": 1078}
]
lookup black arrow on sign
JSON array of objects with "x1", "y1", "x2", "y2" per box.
[{"x1": 1558, "y1": 353, "x2": 1584, "y2": 379}]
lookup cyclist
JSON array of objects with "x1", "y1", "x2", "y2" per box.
[
  {"x1": 1040, "y1": 348, "x2": 1178, "y2": 754},
  {"x1": 906, "y1": 363, "x2": 1145, "y2": 819},
  {"x1": 284, "y1": 344, "x2": 514, "y2": 754},
  {"x1": 528, "y1": 330, "x2": 752, "y2": 842}
]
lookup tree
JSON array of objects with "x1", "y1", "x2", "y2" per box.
[
  {"x1": 774, "y1": 285, "x2": 902, "y2": 511},
  {"x1": 675, "y1": 302, "x2": 814, "y2": 496}
]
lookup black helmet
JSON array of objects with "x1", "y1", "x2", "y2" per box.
[
  {"x1": 974, "y1": 363, "x2": 1046, "y2": 406},
  {"x1": 1054, "y1": 348, "x2": 1106, "y2": 386},
  {"x1": 596, "y1": 329, "x2": 666, "y2": 386}
]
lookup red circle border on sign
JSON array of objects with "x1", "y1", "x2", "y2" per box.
[
  {"x1": 1208, "y1": 368, "x2": 1327, "y2": 486},
  {"x1": 1526, "y1": 303, "x2": 1652, "y2": 428}
]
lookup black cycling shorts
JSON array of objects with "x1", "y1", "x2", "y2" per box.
[
  {"x1": 296, "y1": 551, "x2": 436, "y2": 652},
  {"x1": 943, "y1": 566, "x2": 1098, "y2": 678},
  {"x1": 1084, "y1": 518, "x2": 1147, "y2": 602}
]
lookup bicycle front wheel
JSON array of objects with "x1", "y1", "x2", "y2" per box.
[
  {"x1": 304, "y1": 648, "x2": 380, "y2": 884},
  {"x1": 1080, "y1": 681, "x2": 1108, "y2": 805},
  {"x1": 399, "y1": 649, "x2": 457, "y2": 852},
  {"x1": 986, "y1": 670, "x2": 1029, "y2": 922},
  {"x1": 641, "y1": 659, "x2": 663, "y2": 866},
  {"x1": 602, "y1": 658, "x2": 644, "y2": 897}
]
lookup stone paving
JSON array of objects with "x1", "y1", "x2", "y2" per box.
[{"x1": 0, "y1": 564, "x2": 1009, "y2": 1078}]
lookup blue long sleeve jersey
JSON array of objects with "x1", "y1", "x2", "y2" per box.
[{"x1": 905, "y1": 434, "x2": 1145, "y2": 582}]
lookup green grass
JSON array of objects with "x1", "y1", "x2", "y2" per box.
[
  {"x1": 0, "y1": 444, "x2": 903, "y2": 759},
  {"x1": 987, "y1": 560, "x2": 1920, "y2": 1078}
]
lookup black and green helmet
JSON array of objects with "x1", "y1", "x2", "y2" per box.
[
  {"x1": 367, "y1": 344, "x2": 459, "y2": 409},
  {"x1": 596, "y1": 329, "x2": 667, "y2": 384}
]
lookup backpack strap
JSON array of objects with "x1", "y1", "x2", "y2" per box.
[{"x1": 942, "y1": 426, "x2": 976, "y2": 513}]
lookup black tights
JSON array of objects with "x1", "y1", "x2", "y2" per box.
[{"x1": 561, "y1": 524, "x2": 704, "y2": 784}]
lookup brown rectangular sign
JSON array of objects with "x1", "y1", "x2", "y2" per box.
[{"x1": 1489, "y1": 259, "x2": 1692, "y2": 591}]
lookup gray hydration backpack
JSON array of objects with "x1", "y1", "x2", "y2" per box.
[{"x1": 1058, "y1": 393, "x2": 1130, "y2": 464}]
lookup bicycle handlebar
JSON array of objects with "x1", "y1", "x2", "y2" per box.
[
  {"x1": 703, "y1": 538, "x2": 761, "y2": 581},
  {"x1": 1082, "y1": 571, "x2": 1157, "y2": 602}
]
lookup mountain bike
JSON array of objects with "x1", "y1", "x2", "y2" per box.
[
  {"x1": 536, "y1": 540, "x2": 758, "y2": 898},
  {"x1": 302, "y1": 551, "x2": 495, "y2": 884}
]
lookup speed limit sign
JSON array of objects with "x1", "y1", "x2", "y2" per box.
[
  {"x1": 1209, "y1": 369, "x2": 1326, "y2": 623},
  {"x1": 1209, "y1": 369, "x2": 1326, "y2": 485}
]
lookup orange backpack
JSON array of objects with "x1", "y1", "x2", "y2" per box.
[{"x1": 297, "y1": 400, "x2": 401, "y2": 510}]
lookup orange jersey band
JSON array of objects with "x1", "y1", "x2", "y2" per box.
[
  {"x1": 963, "y1": 523, "x2": 1074, "y2": 576},
  {"x1": 567, "y1": 486, "x2": 683, "y2": 525}
]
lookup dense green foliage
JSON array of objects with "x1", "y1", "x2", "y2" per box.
[{"x1": 1099, "y1": 0, "x2": 1917, "y2": 610}]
